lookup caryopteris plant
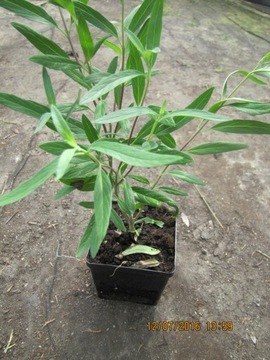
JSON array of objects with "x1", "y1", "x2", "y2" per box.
[{"x1": 1, "y1": 0, "x2": 270, "y2": 260}]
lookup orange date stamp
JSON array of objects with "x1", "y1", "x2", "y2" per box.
[{"x1": 146, "y1": 321, "x2": 233, "y2": 332}]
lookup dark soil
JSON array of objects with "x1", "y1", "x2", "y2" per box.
[{"x1": 91, "y1": 206, "x2": 176, "y2": 272}]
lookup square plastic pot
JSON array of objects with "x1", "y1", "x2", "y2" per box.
[{"x1": 86, "y1": 223, "x2": 176, "y2": 305}]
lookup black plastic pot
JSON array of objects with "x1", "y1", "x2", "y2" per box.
[{"x1": 87, "y1": 257, "x2": 175, "y2": 305}]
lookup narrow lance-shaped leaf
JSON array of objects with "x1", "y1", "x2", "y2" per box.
[
  {"x1": 222, "y1": 69, "x2": 267, "y2": 97},
  {"x1": 74, "y1": 2, "x2": 118, "y2": 37},
  {"x1": 80, "y1": 70, "x2": 144, "y2": 104},
  {"x1": 95, "y1": 106, "x2": 156, "y2": 124},
  {"x1": 12, "y1": 22, "x2": 68, "y2": 57},
  {"x1": 30, "y1": 55, "x2": 81, "y2": 71},
  {"x1": 127, "y1": 42, "x2": 146, "y2": 105},
  {"x1": 94, "y1": 168, "x2": 112, "y2": 243},
  {"x1": 0, "y1": 158, "x2": 58, "y2": 206},
  {"x1": 128, "y1": 174, "x2": 150, "y2": 184},
  {"x1": 132, "y1": 186, "x2": 179, "y2": 215},
  {"x1": 188, "y1": 142, "x2": 248, "y2": 155},
  {"x1": 82, "y1": 115, "x2": 98, "y2": 143},
  {"x1": 76, "y1": 214, "x2": 98, "y2": 257},
  {"x1": 89, "y1": 139, "x2": 192, "y2": 167},
  {"x1": 211, "y1": 120, "x2": 270, "y2": 135},
  {"x1": 128, "y1": 0, "x2": 156, "y2": 33},
  {"x1": 110, "y1": 208, "x2": 126, "y2": 232},
  {"x1": 159, "y1": 186, "x2": 188, "y2": 196},
  {"x1": 43, "y1": 67, "x2": 56, "y2": 105},
  {"x1": 168, "y1": 170, "x2": 205, "y2": 185},
  {"x1": 56, "y1": 148, "x2": 77, "y2": 179},
  {"x1": 77, "y1": 15, "x2": 94, "y2": 62},
  {"x1": 161, "y1": 109, "x2": 230, "y2": 123},
  {"x1": 0, "y1": 93, "x2": 49, "y2": 118},
  {"x1": 35, "y1": 112, "x2": 51, "y2": 133},
  {"x1": 54, "y1": 184, "x2": 75, "y2": 200},
  {"x1": 50, "y1": 105, "x2": 77, "y2": 146},
  {"x1": 126, "y1": 28, "x2": 145, "y2": 56},
  {"x1": 117, "y1": 244, "x2": 160, "y2": 258},
  {"x1": 146, "y1": 0, "x2": 163, "y2": 67},
  {"x1": 49, "y1": 0, "x2": 76, "y2": 21},
  {"x1": 227, "y1": 99, "x2": 270, "y2": 116},
  {"x1": 123, "y1": 180, "x2": 136, "y2": 214},
  {"x1": 0, "y1": 0, "x2": 58, "y2": 27},
  {"x1": 39, "y1": 141, "x2": 74, "y2": 155}
]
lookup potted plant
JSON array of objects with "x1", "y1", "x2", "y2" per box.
[{"x1": 0, "y1": 0, "x2": 270, "y2": 305}]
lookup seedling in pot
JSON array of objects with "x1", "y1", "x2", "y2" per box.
[{"x1": 0, "y1": 0, "x2": 270, "y2": 269}]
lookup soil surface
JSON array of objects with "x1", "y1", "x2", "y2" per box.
[
  {"x1": 1, "y1": 1, "x2": 270, "y2": 359},
  {"x1": 92, "y1": 206, "x2": 175, "y2": 272}
]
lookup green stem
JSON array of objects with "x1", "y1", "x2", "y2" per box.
[
  {"x1": 59, "y1": 9, "x2": 80, "y2": 65},
  {"x1": 128, "y1": 73, "x2": 151, "y2": 144}
]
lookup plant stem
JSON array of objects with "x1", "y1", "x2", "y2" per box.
[
  {"x1": 59, "y1": 9, "x2": 80, "y2": 65},
  {"x1": 128, "y1": 73, "x2": 151, "y2": 144}
]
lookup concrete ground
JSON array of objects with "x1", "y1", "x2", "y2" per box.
[{"x1": 0, "y1": 0, "x2": 270, "y2": 359}]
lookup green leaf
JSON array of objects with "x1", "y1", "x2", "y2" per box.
[
  {"x1": 188, "y1": 142, "x2": 248, "y2": 155},
  {"x1": 211, "y1": 120, "x2": 270, "y2": 135},
  {"x1": 146, "y1": 0, "x2": 163, "y2": 67},
  {"x1": 0, "y1": 0, "x2": 57, "y2": 27},
  {"x1": 157, "y1": 134, "x2": 176, "y2": 148},
  {"x1": 168, "y1": 170, "x2": 205, "y2": 185},
  {"x1": 51, "y1": 105, "x2": 77, "y2": 146},
  {"x1": 0, "y1": 93, "x2": 49, "y2": 118},
  {"x1": 107, "y1": 56, "x2": 118, "y2": 74},
  {"x1": 35, "y1": 112, "x2": 51, "y2": 133},
  {"x1": 222, "y1": 70, "x2": 267, "y2": 97},
  {"x1": 127, "y1": 44, "x2": 145, "y2": 105},
  {"x1": 135, "y1": 217, "x2": 164, "y2": 228},
  {"x1": 50, "y1": 0, "x2": 76, "y2": 20},
  {"x1": 161, "y1": 109, "x2": 230, "y2": 123},
  {"x1": 63, "y1": 69, "x2": 89, "y2": 89},
  {"x1": 42, "y1": 67, "x2": 55, "y2": 105},
  {"x1": 227, "y1": 100, "x2": 270, "y2": 115},
  {"x1": 126, "y1": 28, "x2": 145, "y2": 55},
  {"x1": 54, "y1": 184, "x2": 75, "y2": 200},
  {"x1": 103, "y1": 39, "x2": 122, "y2": 54},
  {"x1": 82, "y1": 115, "x2": 98, "y2": 143},
  {"x1": 153, "y1": 149, "x2": 193, "y2": 165},
  {"x1": 129, "y1": 0, "x2": 156, "y2": 33},
  {"x1": 80, "y1": 70, "x2": 144, "y2": 104},
  {"x1": 12, "y1": 22, "x2": 68, "y2": 57},
  {"x1": 30, "y1": 55, "x2": 80, "y2": 71},
  {"x1": 77, "y1": 15, "x2": 94, "y2": 61},
  {"x1": 128, "y1": 174, "x2": 150, "y2": 184},
  {"x1": 156, "y1": 87, "x2": 215, "y2": 136},
  {"x1": 89, "y1": 139, "x2": 190, "y2": 167},
  {"x1": 258, "y1": 52, "x2": 270, "y2": 66},
  {"x1": 74, "y1": 2, "x2": 118, "y2": 37},
  {"x1": 110, "y1": 208, "x2": 126, "y2": 232},
  {"x1": 93, "y1": 35, "x2": 111, "y2": 57},
  {"x1": 134, "y1": 193, "x2": 160, "y2": 207},
  {"x1": 76, "y1": 214, "x2": 99, "y2": 257},
  {"x1": 0, "y1": 158, "x2": 58, "y2": 206},
  {"x1": 39, "y1": 141, "x2": 74, "y2": 155},
  {"x1": 94, "y1": 169, "x2": 112, "y2": 243},
  {"x1": 123, "y1": 180, "x2": 136, "y2": 215},
  {"x1": 132, "y1": 186, "x2": 179, "y2": 214},
  {"x1": 56, "y1": 148, "x2": 76, "y2": 179},
  {"x1": 159, "y1": 186, "x2": 188, "y2": 196},
  {"x1": 79, "y1": 201, "x2": 94, "y2": 209},
  {"x1": 95, "y1": 106, "x2": 155, "y2": 124},
  {"x1": 119, "y1": 244, "x2": 160, "y2": 257}
]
